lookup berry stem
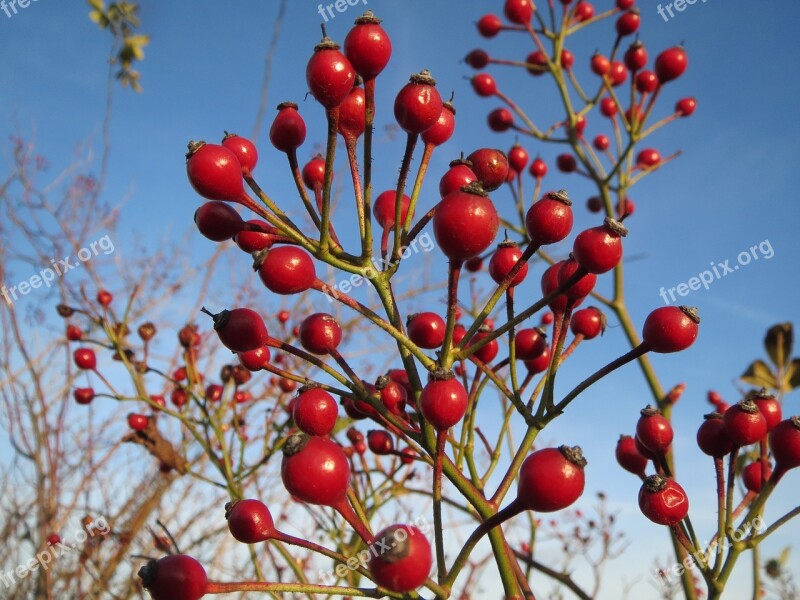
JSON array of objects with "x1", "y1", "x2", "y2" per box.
[
  {"x1": 343, "y1": 135, "x2": 368, "y2": 253},
  {"x1": 362, "y1": 77, "x2": 376, "y2": 259},
  {"x1": 440, "y1": 260, "x2": 463, "y2": 369},
  {"x1": 432, "y1": 429, "x2": 447, "y2": 581},
  {"x1": 319, "y1": 107, "x2": 341, "y2": 252},
  {"x1": 286, "y1": 149, "x2": 324, "y2": 231},
  {"x1": 389, "y1": 133, "x2": 419, "y2": 265},
  {"x1": 331, "y1": 496, "x2": 374, "y2": 545}
]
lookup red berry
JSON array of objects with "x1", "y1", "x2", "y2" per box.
[
  {"x1": 560, "y1": 49, "x2": 575, "y2": 70},
  {"x1": 407, "y1": 312, "x2": 446, "y2": 349},
  {"x1": 339, "y1": 86, "x2": 367, "y2": 140},
  {"x1": 367, "y1": 430, "x2": 394, "y2": 455},
  {"x1": 374, "y1": 191, "x2": 412, "y2": 229},
  {"x1": 593, "y1": 134, "x2": 610, "y2": 151},
  {"x1": 508, "y1": 144, "x2": 529, "y2": 173},
  {"x1": 186, "y1": 141, "x2": 247, "y2": 204},
  {"x1": 676, "y1": 97, "x2": 697, "y2": 117},
  {"x1": 66, "y1": 324, "x2": 83, "y2": 341},
  {"x1": 270, "y1": 102, "x2": 307, "y2": 152},
  {"x1": 293, "y1": 387, "x2": 338, "y2": 436},
  {"x1": 138, "y1": 555, "x2": 208, "y2": 600},
  {"x1": 655, "y1": 46, "x2": 688, "y2": 83},
  {"x1": 556, "y1": 153, "x2": 577, "y2": 173},
  {"x1": 572, "y1": 217, "x2": 628, "y2": 274},
  {"x1": 128, "y1": 413, "x2": 149, "y2": 431},
  {"x1": 504, "y1": 0, "x2": 534, "y2": 24},
  {"x1": 637, "y1": 148, "x2": 661, "y2": 167},
  {"x1": 257, "y1": 246, "x2": 317, "y2": 295},
  {"x1": 742, "y1": 461, "x2": 771, "y2": 493},
  {"x1": 221, "y1": 132, "x2": 258, "y2": 176},
  {"x1": 422, "y1": 100, "x2": 456, "y2": 147},
  {"x1": 586, "y1": 196, "x2": 603, "y2": 213},
  {"x1": 394, "y1": 70, "x2": 443, "y2": 134},
  {"x1": 524, "y1": 345, "x2": 551, "y2": 374},
  {"x1": 420, "y1": 370, "x2": 468, "y2": 430},
  {"x1": 194, "y1": 201, "x2": 244, "y2": 242},
  {"x1": 368, "y1": 525, "x2": 432, "y2": 592},
  {"x1": 470, "y1": 328, "x2": 500, "y2": 364},
  {"x1": 306, "y1": 36, "x2": 355, "y2": 109},
  {"x1": 226, "y1": 499, "x2": 275, "y2": 544},
  {"x1": 769, "y1": 417, "x2": 800, "y2": 470},
  {"x1": 465, "y1": 49, "x2": 490, "y2": 70},
  {"x1": 96, "y1": 290, "x2": 113, "y2": 306},
  {"x1": 617, "y1": 0, "x2": 635, "y2": 8},
  {"x1": 750, "y1": 390, "x2": 782, "y2": 432},
  {"x1": 724, "y1": 399, "x2": 768, "y2": 447},
  {"x1": 470, "y1": 73, "x2": 497, "y2": 97},
  {"x1": 489, "y1": 241, "x2": 528, "y2": 286},
  {"x1": 281, "y1": 433, "x2": 350, "y2": 505},
  {"x1": 487, "y1": 107, "x2": 514, "y2": 131},
  {"x1": 377, "y1": 378, "x2": 407, "y2": 416},
  {"x1": 615, "y1": 9, "x2": 640, "y2": 36},
  {"x1": 344, "y1": 11, "x2": 392, "y2": 81},
  {"x1": 616, "y1": 434, "x2": 648, "y2": 476},
  {"x1": 439, "y1": 159, "x2": 477, "y2": 198},
  {"x1": 696, "y1": 413, "x2": 734, "y2": 457},
  {"x1": 634, "y1": 434, "x2": 658, "y2": 461},
  {"x1": 73, "y1": 387, "x2": 95, "y2": 405},
  {"x1": 468, "y1": 148, "x2": 509, "y2": 192},
  {"x1": 205, "y1": 385, "x2": 223, "y2": 403},
  {"x1": 635, "y1": 70, "x2": 658, "y2": 94},
  {"x1": 73, "y1": 348, "x2": 96, "y2": 370},
  {"x1": 599, "y1": 97, "x2": 618, "y2": 118},
  {"x1": 529, "y1": 157, "x2": 547, "y2": 179},
  {"x1": 574, "y1": 2, "x2": 595, "y2": 22},
  {"x1": 517, "y1": 446, "x2": 587, "y2": 512},
  {"x1": 541, "y1": 262, "x2": 569, "y2": 313},
  {"x1": 277, "y1": 310, "x2": 291, "y2": 324},
  {"x1": 526, "y1": 190, "x2": 574, "y2": 246},
  {"x1": 590, "y1": 53, "x2": 610, "y2": 76},
  {"x1": 433, "y1": 183, "x2": 499, "y2": 263},
  {"x1": 238, "y1": 346, "x2": 271, "y2": 371},
  {"x1": 638, "y1": 475, "x2": 689, "y2": 525},
  {"x1": 642, "y1": 306, "x2": 700, "y2": 353},
  {"x1": 636, "y1": 406, "x2": 674, "y2": 454},
  {"x1": 608, "y1": 61, "x2": 628, "y2": 87},
  {"x1": 514, "y1": 328, "x2": 547, "y2": 360},
  {"x1": 570, "y1": 307, "x2": 606, "y2": 339},
  {"x1": 234, "y1": 220, "x2": 276, "y2": 253},
  {"x1": 478, "y1": 13, "x2": 503, "y2": 37},
  {"x1": 525, "y1": 51, "x2": 548, "y2": 76},
  {"x1": 557, "y1": 258, "x2": 596, "y2": 303},
  {"x1": 301, "y1": 155, "x2": 328, "y2": 191},
  {"x1": 299, "y1": 313, "x2": 342, "y2": 355},
  {"x1": 171, "y1": 388, "x2": 189, "y2": 408},
  {"x1": 203, "y1": 307, "x2": 269, "y2": 353},
  {"x1": 624, "y1": 40, "x2": 648, "y2": 72},
  {"x1": 47, "y1": 533, "x2": 61, "y2": 545}
]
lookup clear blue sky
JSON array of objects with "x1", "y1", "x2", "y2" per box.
[{"x1": 1, "y1": 1, "x2": 799, "y2": 597}]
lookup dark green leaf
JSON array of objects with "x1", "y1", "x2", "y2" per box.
[
  {"x1": 784, "y1": 358, "x2": 800, "y2": 391},
  {"x1": 740, "y1": 359, "x2": 778, "y2": 390},
  {"x1": 764, "y1": 322, "x2": 793, "y2": 369}
]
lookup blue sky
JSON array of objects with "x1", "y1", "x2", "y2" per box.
[{"x1": 1, "y1": 1, "x2": 799, "y2": 598}]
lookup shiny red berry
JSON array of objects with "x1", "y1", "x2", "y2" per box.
[
  {"x1": 525, "y1": 50, "x2": 547, "y2": 76},
  {"x1": 302, "y1": 155, "x2": 328, "y2": 191},
  {"x1": 407, "y1": 312, "x2": 446, "y2": 349},
  {"x1": 73, "y1": 348, "x2": 96, "y2": 370},
  {"x1": 293, "y1": 387, "x2": 338, "y2": 436},
  {"x1": 487, "y1": 107, "x2": 514, "y2": 131},
  {"x1": 557, "y1": 258, "x2": 596, "y2": 303},
  {"x1": 608, "y1": 61, "x2": 628, "y2": 87},
  {"x1": 750, "y1": 390, "x2": 782, "y2": 432},
  {"x1": 138, "y1": 555, "x2": 207, "y2": 600},
  {"x1": 420, "y1": 370, "x2": 468, "y2": 430},
  {"x1": 489, "y1": 241, "x2": 528, "y2": 286},
  {"x1": 238, "y1": 346, "x2": 271, "y2": 371},
  {"x1": 186, "y1": 141, "x2": 248, "y2": 204},
  {"x1": 526, "y1": 190, "x2": 573, "y2": 246},
  {"x1": 422, "y1": 100, "x2": 456, "y2": 147},
  {"x1": 524, "y1": 345, "x2": 551, "y2": 374},
  {"x1": 590, "y1": 53, "x2": 610, "y2": 76},
  {"x1": 676, "y1": 97, "x2": 697, "y2": 117},
  {"x1": 257, "y1": 246, "x2": 317, "y2": 295},
  {"x1": 529, "y1": 157, "x2": 547, "y2": 179},
  {"x1": 636, "y1": 406, "x2": 674, "y2": 454},
  {"x1": 127, "y1": 413, "x2": 149, "y2": 431},
  {"x1": 742, "y1": 461, "x2": 771, "y2": 493},
  {"x1": 616, "y1": 434, "x2": 648, "y2": 476},
  {"x1": 194, "y1": 201, "x2": 244, "y2": 242},
  {"x1": 374, "y1": 191, "x2": 411, "y2": 229},
  {"x1": 599, "y1": 97, "x2": 618, "y2": 118},
  {"x1": 221, "y1": 132, "x2": 258, "y2": 176},
  {"x1": 655, "y1": 46, "x2": 688, "y2": 83},
  {"x1": 637, "y1": 148, "x2": 661, "y2": 167},
  {"x1": 477, "y1": 14, "x2": 503, "y2": 37},
  {"x1": 439, "y1": 159, "x2": 477, "y2": 198},
  {"x1": 225, "y1": 499, "x2": 276, "y2": 544},
  {"x1": 593, "y1": 134, "x2": 610, "y2": 151},
  {"x1": 724, "y1": 399, "x2": 768, "y2": 447},
  {"x1": 66, "y1": 324, "x2": 83, "y2": 341},
  {"x1": 642, "y1": 306, "x2": 699, "y2": 353},
  {"x1": 638, "y1": 475, "x2": 689, "y2": 525},
  {"x1": 433, "y1": 182, "x2": 499, "y2": 263},
  {"x1": 504, "y1": 0, "x2": 534, "y2": 24},
  {"x1": 394, "y1": 70, "x2": 443, "y2": 134},
  {"x1": 514, "y1": 328, "x2": 547, "y2": 360},
  {"x1": 517, "y1": 446, "x2": 587, "y2": 512},
  {"x1": 570, "y1": 306, "x2": 606, "y2": 339},
  {"x1": 508, "y1": 144, "x2": 529, "y2": 173},
  {"x1": 270, "y1": 102, "x2": 307, "y2": 152},
  {"x1": 367, "y1": 430, "x2": 394, "y2": 455},
  {"x1": 556, "y1": 153, "x2": 577, "y2": 172},
  {"x1": 696, "y1": 413, "x2": 734, "y2": 458},
  {"x1": 73, "y1": 387, "x2": 95, "y2": 405},
  {"x1": 624, "y1": 40, "x2": 648, "y2": 71},
  {"x1": 769, "y1": 417, "x2": 800, "y2": 470},
  {"x1": 299, "y1": 313, "x2": 342, "y2": 355},
  {"x1": 97, "y1": 290, "x2": 113, "y2": 306},
  {"x1": 203, "y1": 307, "x2": 269, "y2": 353},
  {"x1": 574, "y1": 2, "x2": 595, "y2": 21},
  {"x1": 306, "y1": 35, "x2": 356, "y2": 109},
  {"x1": 572, "y1": 217, "x2": 628, "y2": 274},
  {"x1": 470, "y1": 72, "x2": 497, "y2": 97},
  {"x1": 368, "y1": 525, "x2": 432, "y2": 592},
  {"x1": 560, "y1": 49, "x2": 575, "y2": 70},
  {"x1": 281, "y1": 433, "x2": 350, "y2": 505},
  {"x1": 344, "y1": 11, "x2": 392, "y2": 81},
  {"x1": 615, "y1": 9, "x2": 640, "y2": 36},
  {"x1": 465, "y1": 49, "x2": 490, "y2": 70}
]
